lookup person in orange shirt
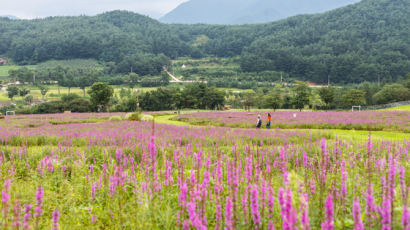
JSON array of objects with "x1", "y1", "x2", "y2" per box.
[{"x1": 266, "y1": 113, "x2": 271, "y2": 129}]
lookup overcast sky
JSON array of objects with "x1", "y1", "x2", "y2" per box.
[{"x1": 0, "y1": 0, "x2": 188, "y2": 19}]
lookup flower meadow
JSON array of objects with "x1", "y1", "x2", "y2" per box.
[
  {"x1": 175, "y1": 111, "x2": 410, "y2": 132},
  {"x1": 0, "y1": 113, "x2": 409, "y2": 229}
]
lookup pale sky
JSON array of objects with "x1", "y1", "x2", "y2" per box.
[{"x1": 0, "y1": 0, "x2": 189, "y2": 19}]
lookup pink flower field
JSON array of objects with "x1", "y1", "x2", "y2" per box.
[
  {"x1": 0, "y1": 113, "x2": 409, "y2": 229},
  {"x1": 175, "y1": 111, "x2": 410, "y2": 132}
]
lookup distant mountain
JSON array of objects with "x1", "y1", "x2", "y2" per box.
[
  {"x1": 0, "y1": 15, "x2": 19, "y2": 20},
  {"x1": 160, "y1": 0, "x2": 361, "y2": 24}
]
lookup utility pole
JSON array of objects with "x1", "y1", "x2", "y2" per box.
[
  {"x1": 328, "y1": 74, "x2": 330, "y2": 86},
  {"x1": 135, "y1": 89, "x2": 139, "y2": 111},
  {"x1": 378, "y1": 75, "x2": 380, "y2": 87},
  {"x1": 281, "y1": 72, "x2": 283, "y2": 84}
]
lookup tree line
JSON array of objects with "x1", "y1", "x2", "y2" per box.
[{"x1": 227, "y1": 74, "x2": 410, "y2": 111}]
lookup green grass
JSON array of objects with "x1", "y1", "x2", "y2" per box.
[
  {"x1": 154, "y1": 114, "x2": 192, "y2": 126},
  {"x1": 321, "y1": 129, "x2": 410, "y2": 141},
  {"x1": 380, "y1": 104, "x2": 410, "y2": 111}
]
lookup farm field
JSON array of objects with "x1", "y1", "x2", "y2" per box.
[{"x1": 1, "y1": 112, "x2": 409, "y2": 229}]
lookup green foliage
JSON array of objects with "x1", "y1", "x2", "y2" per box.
[
  {"x1": 113, "y1": 96, "x2": 137, "y2": 112},
  {"x1": 19, "y1": 87, "x2": 30, "y2": 97},
  {"x1": 292, "y1": 81, "x2": 311, "y2": 111},
  {"x1": 24, "y1": 95, "x2": 33, "y2": 104},
  {"x1": 7, "y1": 85, "x2": 19, "y2": 100},
  {"x1": 126, "y1": 112, "x2": 141, "y2": 121},
  {"x1": 160, "y1": 71, "x2": 170, "y2": 86},
  {"x1": 318, "y1": 87, "x2": 335, "y2": 109},
  {"x1": 66, "y1": 98, "x2": 92, "y2": 112},
  {"x1": 239, "y1": 0, "x2": 410, "y2": 84},
  {"x1": 87, "y1": 82, "x2": 114, "y2": 110},
  {"x1": 8, "y1": 67, "x2": 34, "y2": 83},
  {"x1": 139, "y1": 84, "x2": 225, "y2": 111},
  {"x1": 263, "y1": 89, "x2": 282, "y2": 111},
  {"x1": 109, "y1": 115, "x2": 123, "y2": 121},
  {"x1": 373, "y1": 84, "x2": 410, "y2": 104},
  {"x1": 341, "y1": 89, "x2": 366, "y2": 107},
  {"x1": 126, "y1": 73, "x2": 139, "y2": 88},
  {"x1": 37, "y1": 84, "x2": 49, "y2": 99},
  {"x1": 61, "y1": 93, "x2": 81, "y2": 103},
  {"x1": 32, "y1": 101, "x2": 65, "y2": 114}
]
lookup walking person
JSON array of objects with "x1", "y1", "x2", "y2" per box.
[
  {"x1": 256, "y1": 114, "x2": 262, "y2": 129},
  {"x1": 266, "y1": 113, "x2": 271, "y2": 129}
]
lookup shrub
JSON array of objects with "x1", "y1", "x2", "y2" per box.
[
  {"x1": 66, "y1": 98, "x2": 92, "y2": 113},
  {"x1": 126, "y1": 112, "x2": 141, "y2": 121},
  {"x1": 33, "y1": 101, "x2": 65, "y2": 114},
  {"x1": 141, "y1": 114, "x2": 154, "y2": 121},
  {"x1": 109, "y1": 116, "x2": 122, "y2": 121},
  {"x1": 61, "y1": 94, "x2": 81, "y2": 103}
]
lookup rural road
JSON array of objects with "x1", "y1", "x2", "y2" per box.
[{"x1": 163, "y1": 67, "x2": 207, "y2": 84}]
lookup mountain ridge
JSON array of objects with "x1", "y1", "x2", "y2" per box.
[{"x1": 160, "y1": 0, "x2": 361, "y2": 24}]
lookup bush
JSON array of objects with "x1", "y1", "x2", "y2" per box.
[
  {"x1": 16, "y1": 107, "x2": 34, "y2": 114},
  {"x1": 0, "y1": 105, "x2": 16, "y2": 115},
  {"x1": 141, "y1": 114, "x2": 154, "y2": 121},
  {"x1": 109, "y1": 116, "x2": 123, "y2": 121},
  {"x1": 66, "y1": 98, "x2": 92, "y2": 113},
  {"x1": 61, "y1": 94, "x2": 81, "y2": 103},
  {"x1": 126, "y1": 112, "x2": 141, "y2": 121},
  {"x1": 33, "y1": 101, "x2": 65, "y2": 114}
]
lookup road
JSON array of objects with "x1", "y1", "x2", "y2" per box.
[{"x1": 163, "y1": 67, "x2": 207, "y2": 84}]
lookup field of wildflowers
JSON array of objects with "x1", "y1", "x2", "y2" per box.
[
  {"x1": 175, "y1": 111, "x2": 410, "y2": 132},
  {"x1": 0, "y1": 113, "x2": 409, "y2": 229}
]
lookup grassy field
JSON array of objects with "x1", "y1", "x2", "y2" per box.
[{"x1": 381, "y1": 104, "x2": 410, "y2": 111}]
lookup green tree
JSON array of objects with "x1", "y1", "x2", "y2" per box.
[
  {"x1": 242, "y1": 91, "x2": 257, "y2": 111},
  {"x1": 127, "y1": 73, "x2": 139, "y2": 89},
  {"x1": 24, "y1": 95, "x2": 34, "y2": 104},
  {"x1": 318, "y1": 86, "x2": 335, "y2": 110},
  {"x1": 76, "y1": 72, "x2": 96, "y2": 96},
  {"x1": 38, "y1": 85, "x2": 49, "y2": 100},
  {"x1": 19, "y1": 88, "x2": 30, "y2": 97},
  {"x1": 7, "y1": 86, "x2": 19, "y2": 100},
  {"x1": 341, "y1": 89, "x2": 366, "y2": 107},
  {"x1": 263, "y1": 90, "x2": 282, "y2": 111},
  {"x1": 88, "y1": 82, "x2": 114, "y2": 111},
  {"x1": 373, "y1": 84, "x2": 410, "y2": 104},
  {"x1": 160, "y1": 71, "x2": 170, "y2": 86},
  {"x1": 292, "y1": 81, "x2": 311, "y2": 111}
]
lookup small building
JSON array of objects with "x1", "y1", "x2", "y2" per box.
[{"x1": 0, "y1": 58, "x2": 8, "y2": 64}]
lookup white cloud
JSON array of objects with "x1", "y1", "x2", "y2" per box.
[{"x1": 0, "y1": 0, "x2": 188, "y2": 19}]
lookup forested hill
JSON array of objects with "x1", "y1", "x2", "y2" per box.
[
  {"x1": 0, "y1": 0, "x2": 409, "y2": 84},
  {"x1": 240, "y1": 0, "x2": 410, "y2": 83},
  {"x1": 0, "y1": 11, "x2": 192, "y2": 64},
  {"x1": 160, "y1": 0, "x2": 360, "y2": 25}
]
